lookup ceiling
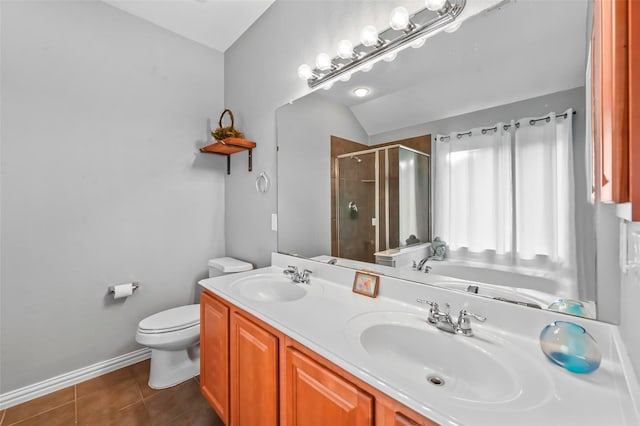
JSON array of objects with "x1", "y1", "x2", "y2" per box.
[{"x1": 102, "y1": 0, "x2": 275, "y2": 52}]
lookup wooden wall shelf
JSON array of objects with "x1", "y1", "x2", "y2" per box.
[{"x1": 200, "y1": 138, "x2": 256, "y2": 175}]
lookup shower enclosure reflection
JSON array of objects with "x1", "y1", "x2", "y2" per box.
[{"x1": 335, "y1": 145, "x2": 430, "y2": 263}]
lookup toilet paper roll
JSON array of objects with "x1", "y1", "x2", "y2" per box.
[{"x1": 112, "y1": 283, "x2": 134, "y2": 299}]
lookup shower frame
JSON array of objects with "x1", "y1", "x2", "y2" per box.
[{"x1": 335, "y1": 144, "x2": 431, "y2": 259}]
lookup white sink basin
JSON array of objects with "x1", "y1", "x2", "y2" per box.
[
  {"x1": 229, "y1": 273, "x2": 315, "y2": 302},
  {"x1": 345, "y1": 311, "x2": 553, "y2": 410}
]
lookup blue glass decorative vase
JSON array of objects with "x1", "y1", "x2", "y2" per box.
[
  {"x1": 547, "y1": 299, "x2": 590, "y2": 318},
  {"x1": 539, "y1": 321, "x2": 601, "y2": 374}
]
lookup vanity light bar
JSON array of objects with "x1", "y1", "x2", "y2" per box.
[{"x1": 301, "y1": 0, "x2": 466, "y2": 89}]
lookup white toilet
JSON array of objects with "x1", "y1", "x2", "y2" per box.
[{"x1": 135, "y1": 257, "x2": 253, "y2": 389}]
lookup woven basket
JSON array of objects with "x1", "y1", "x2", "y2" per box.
[{"x1": 211, "y1": 109, "x2": 244, "y2": 142}]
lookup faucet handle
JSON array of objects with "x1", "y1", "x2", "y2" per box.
[
  {"x1": 300, "y1": 269, "x2": 312, "y2": 283},
  {"x1": 457, "y1": 309, "x2": 486, "y2": 336},
  {"x1": 284, "y1": 265, "x2": 298, "y2": 275},
  {"x1": 416, "y1": 298, "x2": 437, "y2": 308},
  {"x1": 458, "y1": 309, "x2": 486, "y2": 322},
  {"x1": 416, "y1": 298, "x2": 440, "y2": 324}
]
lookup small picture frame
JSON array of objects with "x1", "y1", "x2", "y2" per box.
[{"x1": 352, "y1": 270, "x2": 380, "y2": 298}]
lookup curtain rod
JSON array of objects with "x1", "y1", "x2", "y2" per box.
[{"x1": 438, "y1": 110, "x2": 577, "y2": 142}]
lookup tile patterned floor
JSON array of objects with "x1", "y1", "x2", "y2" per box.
[{"x1": 0, "y1": 360, "x2": 224, "y2": 426}]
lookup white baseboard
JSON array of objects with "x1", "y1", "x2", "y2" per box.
[{"x1": 0, "y1": 348, "x2": 151, "y2": 410}]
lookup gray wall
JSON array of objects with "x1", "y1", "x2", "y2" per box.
[
  {"x1": 0, "y1": 1, "x2": 225, "y2": 392},
  {"x1": 276, "y1": 94, "x2": 367, "y2": 258},
  {"x1": 620, "y1": 235, "x2": 640, "y2": 380},
  {"x1": 595, "y1": 205, "x2": 622, "y2": 323},
  {"x1": 369, "y1": 87, "x2": 584, "y2": 144}
]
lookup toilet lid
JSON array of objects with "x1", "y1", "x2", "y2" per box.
[{"x1": 138, "y1": 304, "x2": 200, "y2": 334}]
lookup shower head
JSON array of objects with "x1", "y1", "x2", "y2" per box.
[{"x1": 351, "y1": 155, "x2": 362, "y2": 163}]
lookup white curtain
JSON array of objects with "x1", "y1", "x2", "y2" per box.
[
  {"x1": 434, "y1": 124, "x2": 512, "y2": 258},
  {"x1": 434, "y1": 109, "x2": 576, "y2": 280},
  {"x1": 515, "y1": 108, "x2": 576, "y2": 277}
]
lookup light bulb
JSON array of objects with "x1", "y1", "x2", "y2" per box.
[
  {"x1": 362, "y1": 63, "x2": 374, "y2": 73},
  {"x1": 383, "y1": 51, "x2": 397, "y2": 62},
  {"x1": 353, "y1": 88, "x2": 370, "y2": 97},
  {"x1": 425, "y1": 0, "x2": 447, "y2": 11},
  {"x1": 444, "y1": 21, "x2": 462, "y2": 33},
  {"x1": 411, "y1": 37, "x2": 427, "y2": 48},
  {"x1": 337, "y1": 40, "x2": 354, "y2": 59},
  {"x1": 389, "y1": 7, "x2": 410, "y2": 31},
  {"x1": 361, "y1": 25, "x2": 379, "y2": 47},
  {"x1": 339, "y1": 73, "x2": 352, "y2": 82},
  {"x1": 315, "y1": 53, "x2": 332, "y2": 71},
  {"x1": 297, "y1": 64, "x2": 313, "y2": 80},
  {"x1": 322, "y1": 82, "x2": 334, "y2": 91}
]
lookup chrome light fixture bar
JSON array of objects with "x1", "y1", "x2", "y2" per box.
[{"x1": 299, "y1": 0, "x2": 466, "y2": 89}]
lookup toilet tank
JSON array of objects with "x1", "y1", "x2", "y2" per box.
[{"x1": 208, "y1": 257, "x2": 253, "y2": 278}]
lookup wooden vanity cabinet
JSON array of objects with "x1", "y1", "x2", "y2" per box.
[
  {"x1": 283, "y1": 347, "x2": 373, "y2": 426},
  {"x1": 200, "y1": 291, "x2": 230, "y2": 425},
  {"x1": 230, "y1": 312, "x2": 279, "y2": 426},
  {"x1": 200, "y1": 290, "x2": 436, "y2": 426},
  {"x1": 200, "y1": 291, "x2": 280, "y2": 426}
]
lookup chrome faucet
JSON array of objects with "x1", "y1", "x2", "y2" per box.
[
  {"x1": 416, "y1": 257, "x2": 432, "y2": 273},
  {"x1": 416, "y1": 299, "x2": 486, "y2": 337},
  {"x1": 283, "y1": 266, "x2": 312, "y2": 284}
]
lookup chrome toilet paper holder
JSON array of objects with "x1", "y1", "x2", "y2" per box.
[{"x1": 108, "y1": 282, "x2": 140, "y2": 294}]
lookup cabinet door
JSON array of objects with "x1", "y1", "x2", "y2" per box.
[
  {"x1": 284, "y1": 347, "x2": 373, "y2": 426},
  {"x1": 591, "y1": 0, "x2": 629, "y2": 203},
  {"x1": 200, "y1": 292, "x2": 230, "y2": 425},
  {"x1": 230, "y1": 313, "x2": 279, "y2": 426}
]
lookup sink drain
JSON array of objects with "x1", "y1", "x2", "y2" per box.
[{"x1": 427, "y1": 375, "x2": 445, "y2": 386}]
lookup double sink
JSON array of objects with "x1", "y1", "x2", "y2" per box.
[{"x1": 226, "y1": 272, "x2": 552, "y2": 410}]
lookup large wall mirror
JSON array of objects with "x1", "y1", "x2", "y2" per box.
[{"x1": 276, "y1": 0, "x2": 604, "y2": 321}]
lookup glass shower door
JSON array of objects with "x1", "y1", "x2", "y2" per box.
[
  {"x1": 398, "y1": 147, "x2": 430, "y2": 246},
  {"x1": 336, "y1": 153, "x2": 377, "y2": 263}
]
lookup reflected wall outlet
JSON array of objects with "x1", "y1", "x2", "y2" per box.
[
  {"x1": 628, "y1": 222, "x2": 640, "y2": 267},
  {"x1": 271, "y1": 213, "x2": 278, "y2": 232},
  {"x1": 622, "y1": 221, "x2": 640, "y2": 273}
]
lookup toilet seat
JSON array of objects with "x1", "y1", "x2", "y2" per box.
[{"x1": 138, "y1": 304, "x2": 200, "y2": 334}]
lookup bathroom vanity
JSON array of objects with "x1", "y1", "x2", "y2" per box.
[
  {"x1": 200, "y1": 290, "x2": 434, "y2": 426},
  {"x1": 198, "y1": 253, "x2": 640, "y2": 426}
]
